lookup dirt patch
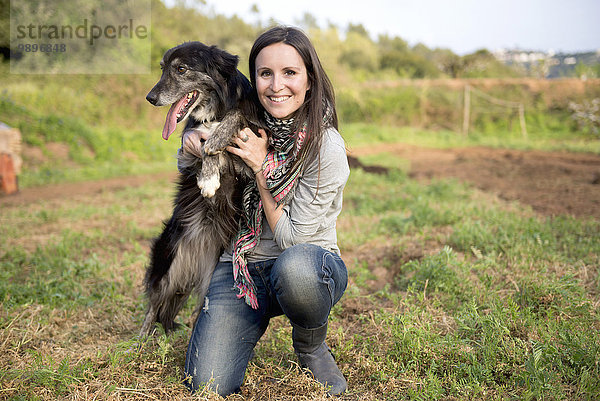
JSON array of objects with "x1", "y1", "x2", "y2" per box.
[
  {"x1": 3, "y1": 145, "x2": 600, "y2": 220},
  {"x1": 0, "y1": 171, "x2": 176, "y2": 207},
  {"x1": 350, "y1": 144, "x2": 600, "y2": 220}
]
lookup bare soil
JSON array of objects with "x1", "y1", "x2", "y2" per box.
[
  {"x1": 349, "y1": 144, "x2": 600, "y2": 220},
  {"x1": 3, "y1": 145, "x2": 600, "y2": 220}
]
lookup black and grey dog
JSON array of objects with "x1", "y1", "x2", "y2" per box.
[{"x1": 140, "y1": 42, "x2": 262, "y2": 336}]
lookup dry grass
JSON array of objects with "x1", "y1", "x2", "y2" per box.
[
  {"x1": 0, "y1": 178, "x2": 405, "y2": 400},
  {"x1": 1, "y1": 164, "x2": 599, "y2": 400}
]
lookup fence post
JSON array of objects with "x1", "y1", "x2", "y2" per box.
[
  {"x1": 462, "y1": 84, "x2": 471, "y2": 136},
  {"x1": 518, "y1": 103, "x2": 528, "y2": 139}
]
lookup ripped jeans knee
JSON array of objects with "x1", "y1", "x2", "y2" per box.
[{"x1": 184, "y1": 246, "x2": 348, "y2": 396}]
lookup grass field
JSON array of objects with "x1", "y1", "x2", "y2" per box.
[
  {"x1": 3, "y1": 73, "x2": 600, "y2": 190},
  {"x1": 1, "y1": 11, "x2": 599, "y2": 398},
  {"x1": 1, "y1": 143, "x2": 599, "y2": 400}
]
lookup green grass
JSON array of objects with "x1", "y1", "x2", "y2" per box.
[
  {"x1": 338, "y1": 168, "x2": 600, "y2": 400},
  {"x1": 18, "y1": 159, "x2": 177, "y2": 188},
  {"x1": 0, "y1": 94, "x2": 180, "y2": 188},
  {"x1": 2, "y1": 61, "x2": 600, "y2": 191},
  {"x1": 1, "y1": 159, "x2": 598, "y2": 400},
  {"x1": 1, "y1": 63, "x2": 599, "y2": 399},
  {"x1": 2, "y1": 11, "x2": 599, "y2": 398},
  {"x1": 9, "y1": 116, "x2": 598, "y2": 188},
  {"x1": 342, "y1": 123, "x2": 600, "y2": 154}
]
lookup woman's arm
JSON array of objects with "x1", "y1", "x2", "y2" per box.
[
  {"x1": 272, "y1": 132, "x2": 349, "y2": 249},
  {"x1": 225, "y1": 128, "x2": 284, "y2": 232}
]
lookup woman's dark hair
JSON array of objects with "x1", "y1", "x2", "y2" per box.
[{"x1": 249, "y1": 26, "x2": 338, "y2": 166}]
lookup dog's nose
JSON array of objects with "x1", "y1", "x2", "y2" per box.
[{"x1": 146, "y1": 91, "x2": 158, "y2": 105}]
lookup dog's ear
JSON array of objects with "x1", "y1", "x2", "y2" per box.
[{"x1": 207, "y1": 46, "x2": 239, "y2": 80}]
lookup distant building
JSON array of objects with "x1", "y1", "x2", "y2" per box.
[{"x1": 492, "y1": 48, "x2": 600, "y2": 78}]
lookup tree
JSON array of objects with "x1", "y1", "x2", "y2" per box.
[
  {"x1": 461, "y1": 49, "x2": 519, "y2": 78},
  {"x1": 378, "y1": 34, "x2": 409, "y2": 53},
  {"x1": 434, "y1": 49, "x2": 463, "y2": 78},
  {"x1": 346, "y1": 23, "x2": 370, "y2": 38},
  {"x1": 296, "y1": 12, "x2": 319, "y2": 30},
  {"x1": 339, "y1": 31, "x2": 378, "y2": 71}
]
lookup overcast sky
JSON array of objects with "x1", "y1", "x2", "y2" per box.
[{"x1": 188, "y1": 0, "x2": 600, "y2": 55}]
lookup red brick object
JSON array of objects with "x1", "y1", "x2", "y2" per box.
[{"x1": 0, "y1": 153, "x2": 18, "y2": 195}]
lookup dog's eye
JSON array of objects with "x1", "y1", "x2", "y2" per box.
[{"x1": 177, "y1": 66, "x2": 187, "y2": 74}]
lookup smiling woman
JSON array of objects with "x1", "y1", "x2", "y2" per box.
[
  {"x1": 254, "y1": 42, "x2": 311, "y2": 119},
  {"x1": 181, "y1": 26, "x2": 350, "y2": 397}
]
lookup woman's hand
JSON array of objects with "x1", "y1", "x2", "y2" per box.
[
  {"x1": 181, "y1": 123, "x2": 219, "y2": 158},
  {"x1": 226, "y1": 128, "x2": 269, "y2": 174},
  {"x1": 229, "y1": 128, "x2": 282, "y2": 231}
]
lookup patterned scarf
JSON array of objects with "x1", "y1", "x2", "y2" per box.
[{"x1": 231, "y1": 112, "x2": 308, "y2": 309}]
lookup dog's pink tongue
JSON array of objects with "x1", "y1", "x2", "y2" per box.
[{"x1": 162, "y1": 96, "x2": 188, "y2": 140}]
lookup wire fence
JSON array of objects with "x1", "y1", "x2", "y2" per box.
[{"x1": 462, "y1": 85, "x2": 527, "y2": 138}]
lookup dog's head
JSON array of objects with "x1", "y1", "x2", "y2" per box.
[{"x1": 146, "y1": 42, "x2": 240, "y2": 140}]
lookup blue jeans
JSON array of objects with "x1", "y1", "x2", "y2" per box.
[{"x1": 184, "y1": 244, "x2": 348, "y2": 396}]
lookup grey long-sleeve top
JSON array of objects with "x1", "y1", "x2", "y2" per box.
[{"x1": 221, "y1": 127, "x2": 349, "y2": 262}]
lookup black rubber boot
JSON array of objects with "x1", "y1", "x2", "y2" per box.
[{"x1": 292, "y1": 322, "x2": 347, "y2": 396}]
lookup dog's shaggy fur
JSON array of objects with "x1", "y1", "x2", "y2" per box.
[{"x1": 140, "y1": 42, "x2": 261, "y2": 336}]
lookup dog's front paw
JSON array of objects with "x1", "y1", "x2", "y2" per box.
[{"x1": 197, "y1": 173, "x2": 221, "y2": 198}]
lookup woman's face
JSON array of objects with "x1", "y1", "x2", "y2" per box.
[{"x1": 255, "y1": 42, "x2": 310, "y2": 119}]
